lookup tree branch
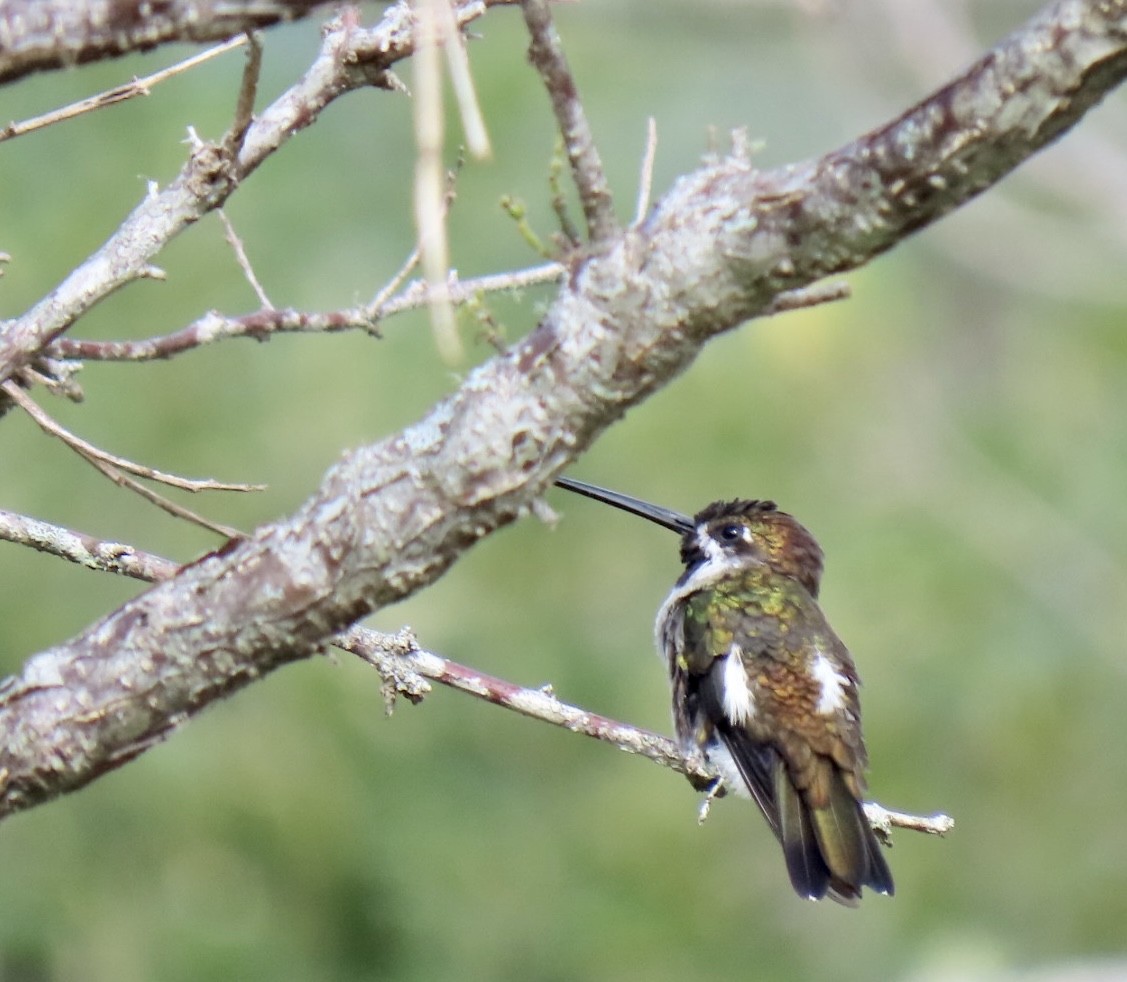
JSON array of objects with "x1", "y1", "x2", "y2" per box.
[
  {"x1": 0, "y1": 510, "x2": 952, "y2": 840},
  {"x1": 0, "y1": 0, "x2": 322, "y2": 86},
  {"x1": 0, "y1": 36, "x2": 248, "y2": 143},
  {"x1": 0, "y1": 509, "x2": 177, "y2": 582},
  {"x1": 1, "y1": 0, "x2": 1124, "y2": 820},
  {"x1": 48, "y1": 263, "x2": 566, "y2": 362},
  {"x1": 0, "y1": 1, "x2": 500, "y2": 403},
  {"x1": 521, "y1": 0, "x2": 619, "y2": 243}
]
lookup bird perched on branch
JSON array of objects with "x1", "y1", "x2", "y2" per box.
[{"x1": 555, "y1": 476, "x2": 894, "y2": 905}]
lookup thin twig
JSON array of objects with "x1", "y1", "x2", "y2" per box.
[
  {"x1": 225, "y1": 32, "x2": 263, "y2": 155},
  {"x1": 219, "y1": 210, "x2": 274, "y2": 309},
  {"x1": 370, "y1": 247, "x2": 421, "y2": 314},
  {"x1": 500, "y1": 195, "x2": 553, "y2": 257},
  {"x1": 376, "y1": 262, "x2": 565, "y2": 318},
  {"x1": 82, "y1": 455, "x2": 243, "y2": 538},
  {"x1": 46, "y1": 261, "x2": 833, "y2": 367},
  {"x1": 1, "y1": 380, "x2": 262, "y2": 493},
  {"x1": 634, "y1": 117, "x2": 658, "y2": 226},
  {"x1": 0, "y1": 509, "x2": 178, "y2": 582},
  {"x1": 371, "y1": 154, "x2": 462, "y2": 312},
  {"x1": 0, "y1": 37, "x2": 247, "y2": 144},
  {"x1": 50, "y1": 263, "x2": 567, "y2": 363},
  {"x1": 350, "y1": 628, "x2": 956, "y2": 839},
  {"x1": 520, "y1": 0, "x2": 618, "y2": 243},
  {"x1": 547, "y1": 139, "x2": 581, "y2": 246}
]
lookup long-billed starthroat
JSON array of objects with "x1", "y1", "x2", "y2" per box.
[{"x1": 555, "y1": 476, "x2": 894, "y2": 905}]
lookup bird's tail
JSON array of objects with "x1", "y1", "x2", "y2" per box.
[{"x1": 775, "y1": 761, "x2": 895, "y2": 905}]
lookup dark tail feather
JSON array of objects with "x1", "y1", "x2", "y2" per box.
[
  {"x1": 858, "y1": 818, "x2": 895, "y2": 897},
  {"x1": 774, "y1": 766, "x2": 840, "y2": 902},
  {"x1": 776, "y1": 762, "x2": 894, "y2": 905},
  {"x1": 718, "y1": 723, "x2": 893, "y2": 904}
]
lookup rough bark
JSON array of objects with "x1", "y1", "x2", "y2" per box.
[
  {"x1": 1, "y1": 0, "x2": 1125, "y2": 820},
  {"x1": 0, "y1": 0, "x2": 325, "y2": 84}
]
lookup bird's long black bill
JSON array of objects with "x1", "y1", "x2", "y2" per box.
[{"x1": 554, "y1": 477, "x2": 694, "y2": 534}]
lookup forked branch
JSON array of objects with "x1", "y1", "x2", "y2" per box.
[{"x1": 0, "y1": 0, "x2": 1124, "y2": 826}]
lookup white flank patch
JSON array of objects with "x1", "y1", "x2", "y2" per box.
[
  {"x1": 811, "y1": 650, "x2": 851, "y2": 715},
  {"x1": 721, "y1": 645, "x2": 755, "y2": 724},
  {"x1": 705, "y1": 741, "x2": 752, "y2": 800}
]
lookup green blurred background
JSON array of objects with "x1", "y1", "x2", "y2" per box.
[{"x1": 3, "y1": 1, "x2": 1127, "y2": 979}]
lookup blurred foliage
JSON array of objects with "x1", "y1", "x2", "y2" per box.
[{"x1": 2, "y1": 1, "x2": 1127, "y2": 980}]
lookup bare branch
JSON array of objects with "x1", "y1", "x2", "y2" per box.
[
  {"x1": 0, "y1": 0, "x2": 1121, "y2": 825},
  {"x1": 0, "y1": 36, "x2": 247, "y2": 143},
  {"x1": 0, "y1": 509, "x2": 178, "y2": 582},
  {"x1": 0, "y1": 1, "x2": 499, "y2": 397},
  {"x1": 49, "y1": 263, "x2": 566, "y2": 362},
  {"x1": 0, "y1": 0, "x2": 321, "y2": 86},
  {"x1": 218, "y1": 210, "x2": 274, "y2": 309},
  {"x1": 224, "y1": 31, "x2": 263, "y2": 155},
  {"x1": 373, "y1": 641, "x2": 949, "y2": 848},
  {"x1": 377, "y1": 262, "x2": 564, "y2": 318},
  {"x1": 2, "y1": 379, "x2": 253, "y2": 537},
  {"x1": 79, "y1": 456, "x2": 244, "y2": 539},
  {"x1": 51, "y1": 309, "x2": 379, "y2": 362},
  {"x1": 370, "y1": 246, "x2": 422, "y2": 313},
  {"x1": 1, "y1": 380, "x2": 261, "y2": 494},
  {"x1": 521, "y1": 0, "x2": 618, "y2": 243}
]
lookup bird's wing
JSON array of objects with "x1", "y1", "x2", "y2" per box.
[{"x1": 691, "y1": 660, "x2": 781, "y2": 839}]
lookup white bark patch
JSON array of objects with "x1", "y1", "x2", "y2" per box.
[
  {"x1": 811, "y1": 650, "x2": 850, "y2": 715},
  {"x1": 721, "y1": 645, "x2": 755, "y2": 724}
]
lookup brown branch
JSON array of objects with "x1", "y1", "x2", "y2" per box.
[
  {"x1": 78, "y1": 456, "x2": 243, "y2": 539},
  {"x1": 0, "y1": 509, "x2": 178, "y2": 582},
  {"x1": 0, "y1": 510, "x2": 951, "y2": 840},
  {"x1": 0, "y1": 0, "x2": 1123, "y2": 822},
  {"x1": 521, "y1": 0, "x2": 618, "y2": 243},
  {"x1": 225, "y1": 31, "x2": 263, "y2": 155},
  {"x1": 49, "y1": 263, "x2": 566, "y2": 362},
  {"x1": 0, "y1": 1, "x2": 502, "y2": 398},
  {"x1": 1, "y1": 381, "x2": 260, "y2": 493},
  {"x1": 0, "y1": 0, "x2": 322, "y2": 86},
  {"x1": 0, "y1": 36, "x2": 247, "y2": 143}
]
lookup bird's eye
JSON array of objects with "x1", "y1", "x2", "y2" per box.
[{"x1": 719, "y1": 523, "x2": 744, "y2": 543}]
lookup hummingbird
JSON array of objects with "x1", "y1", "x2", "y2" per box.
[{"x1": 554, "y1": 476, "x2": 894, "y2": 905}]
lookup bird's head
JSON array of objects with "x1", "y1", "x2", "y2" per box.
[{"x1": 555, "y1": 478, "x2": 823, "y2": 597}]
